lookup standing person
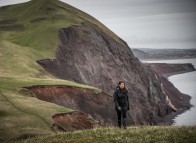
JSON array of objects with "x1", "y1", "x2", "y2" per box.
[{"x1": 113, "y1": 81, "x2": 130, "y2": 129}]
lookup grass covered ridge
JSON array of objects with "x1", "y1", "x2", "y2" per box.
[{"x1": 19, "y1": 126, "x2": 196, "y2": 143}]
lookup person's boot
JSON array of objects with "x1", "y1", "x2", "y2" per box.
[
  {"x1": 118, "y1": 120, "x2": 121, "y2": 128},
  {"x1": 123, "y1": 118, "x2": 127, "y2": 129}
]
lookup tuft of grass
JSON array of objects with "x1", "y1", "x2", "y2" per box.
[{"x1": 17, "y1": 126, "x2": 196, "y2": 143}]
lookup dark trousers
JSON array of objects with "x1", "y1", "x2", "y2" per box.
[
  {"x1": 117, "y1": 109, "x2": 127, "y2": 128},
  {"x1": 117, "y1": 109, "x2": 127, "y2": 119}
]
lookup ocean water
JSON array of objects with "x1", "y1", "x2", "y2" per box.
[{"x1": 142, "y1": 59, "x2": 196, "y2": 126}]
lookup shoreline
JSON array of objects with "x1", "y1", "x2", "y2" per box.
[{"x1": 162, "y1": 107, "x2": 192, "y2": 126}]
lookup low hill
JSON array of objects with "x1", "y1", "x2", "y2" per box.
[{"x1": 132, "y1": 48, "x2": 196, "y2": 60}]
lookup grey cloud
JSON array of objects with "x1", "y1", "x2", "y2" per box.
[{"x1": 62, "y1": 0, "x2": 196, "y2": 18}]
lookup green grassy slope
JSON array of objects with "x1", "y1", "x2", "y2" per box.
[
  {"x1": 0, "y1": 0, "x2": 103, "y2": 141},
  {"x1": 20, "y1": 126, "x2": 196, "y2": 143},
  {"x1": 0, "y1": 90, "x2": 72, "y2": 141}
]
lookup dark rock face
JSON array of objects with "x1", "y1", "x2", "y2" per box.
[
  {"x1": 37, "y1": 22, "x2": 148, "y2": 96},
  {"x1": 36, "y1": 22, "x2": 191, "y2": 126}
]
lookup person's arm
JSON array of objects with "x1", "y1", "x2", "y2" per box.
[
  {"x1": 113, "y1": 91, "x2": 121, "y2": 110},
  {"x1": 127, "y1": 94, "x2": 130, "y2": 110}
]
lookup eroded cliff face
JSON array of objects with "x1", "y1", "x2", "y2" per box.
[
  {"x1": 34, "y1": 21, "x2": 191, "y2": 126},
  {"x1": 37, "y1": 22, "x2": 147, "y2": 96},
  {"x1": 22, "y1": 85, "x2": 116, "y2": 126}
]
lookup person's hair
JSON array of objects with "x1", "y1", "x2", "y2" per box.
[{"x1": 116, "y1": 81, "x2": 128, "y2": 93}]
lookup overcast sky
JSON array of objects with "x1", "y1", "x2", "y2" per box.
[{"x1": 0, "y1": 0, "x2": 196, "y2": 49}]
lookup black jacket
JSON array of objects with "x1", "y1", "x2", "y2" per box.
[{"x1": 113, "y1": 87, "x2": 130, "y2": 111}]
